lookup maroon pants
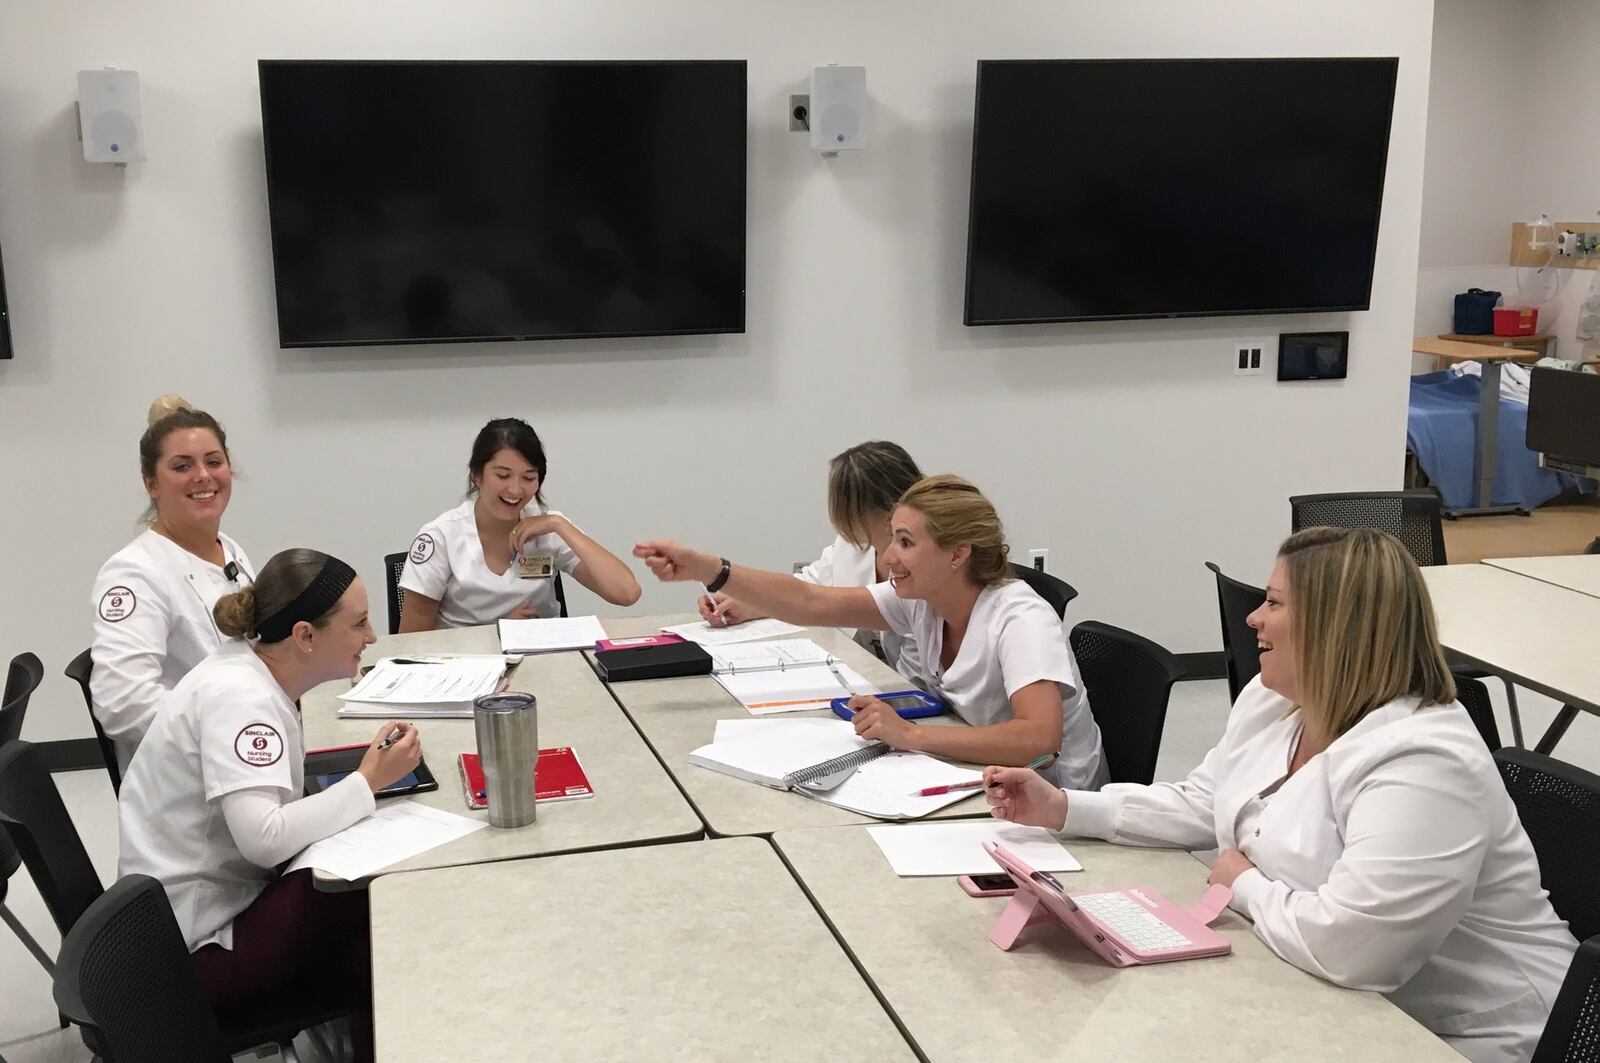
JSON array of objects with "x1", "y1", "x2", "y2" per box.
[{"x1": 190, "y1": 869, "x2": 374, "y2": 1063}]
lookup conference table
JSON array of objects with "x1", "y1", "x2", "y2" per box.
[
  {"x1": 591, "y1": 615, "x2": 990, "y2": 836},
  {"x1": 1422, "y1": 563, "x2": 1600, "y2": 753},
  {"x1": 300, "y1": 625, "x2": 701, "y2": 878},
  {"x1": 368, "y1": 837, "x2": 917, "y2": 1063},
  {"x1": 1483, "y1": 553, "x2": 1600, "y2": 600}
]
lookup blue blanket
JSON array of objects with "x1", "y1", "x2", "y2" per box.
[{"x1": 1407, "y1": 371, "x2": 1591, "y2": 510}]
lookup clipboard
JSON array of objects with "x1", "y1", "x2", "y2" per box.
[{"x1": 304, "y1": 743, "x2": 438, "y2": 799}]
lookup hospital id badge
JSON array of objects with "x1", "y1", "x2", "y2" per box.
[{"x1": 516, "y1": 553, "x2": 554, "y2": 579}]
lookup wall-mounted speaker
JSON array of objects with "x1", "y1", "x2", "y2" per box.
[
  {"x1": 810, "y1": 65, "x2": 865, "y2": 153},
  {"x1": 77, "y1": 68, "x2": 147, "y2": 163}
]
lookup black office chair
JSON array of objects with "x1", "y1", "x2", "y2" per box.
[
  {"x1": 1496, "y1": 748, "x2": 1600, "y2": 944},
  {"x1": 1585, "y1": 537, "x2": 1600, "y2": 555},
  {"x1": 384, "y1": 551, "x2": 409, "y2": 635},
  {"x1": 54, "y1": 874, "x2": 236, "y2": 1063},
  {"x1": 1534, "y1": 935, "x2": 1600, "y2": 1062},
  {"x1": 1453, "y1": 673, "x2": 1502, "y2": 751},
  {"x1": 1288, "y1": 489, "x2": 1448, "y2": 566},
  {"x1": 63, "y1": 649, "x2": 121, "y2": 795},
  {"x1": 1070, "y1": 620, "x2": 1184, "y2": 785},
  {"x1": 1, "y1": 652, "x2": 44, "y2": 747},
  {"x1": 1009, "y1": 563, "x2": 1078, "y2": 620},
  {"x1": 1203, "y1": 562, "x2": 1266, "y2": 704},
  {"x1": 388, "y1": 550, "x2": 571, "y2": 635}
]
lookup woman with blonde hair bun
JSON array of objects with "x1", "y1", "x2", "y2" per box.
[
  {"x1": 987, "y1": 527, "x2": 1577, "y2": 1061},
  {"x1": 90, "y1": 395, "x2": 256, "y2": 770},
  {"x1": 636, "y1": 474, "x2": 1106, "y2": 788}
]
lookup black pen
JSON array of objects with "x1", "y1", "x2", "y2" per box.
[{"x1": 377, "y1": 726, "x2": 406, "y2": 750}]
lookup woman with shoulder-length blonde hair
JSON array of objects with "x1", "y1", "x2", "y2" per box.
[
  {"x1": 987, "y1": 526, "x2": 1577, "y2": 1063},
  {"x1": 636, "y1": 474, "x2": 1107, "y2": 789}
]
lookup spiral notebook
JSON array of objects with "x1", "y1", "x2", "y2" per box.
[{"x1": 688, "y1": 719, "x2": 983, "y2": 820}]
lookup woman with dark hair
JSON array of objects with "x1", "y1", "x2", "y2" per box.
[
  {"x1": 91, "y1": 395, "x2": 257, "y2": 769},
  {"x1": 119, "y1": 548, "x2": 420, "y2": 1063},
  {"x1": 399, "y1": 417, "x2": 639, "y2": 630}
]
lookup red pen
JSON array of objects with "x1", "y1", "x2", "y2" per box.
[{"x1": 910, "y1": 752, "x2": 1059, "y2": 796}]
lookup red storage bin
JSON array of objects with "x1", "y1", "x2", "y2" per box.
[{"x1": 1492, "y1": 306, "x2": 1538, "y2": 336}]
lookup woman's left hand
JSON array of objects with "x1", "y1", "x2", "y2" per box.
[
  {"x1": 1208, "y1": 848, "x2": 1256, "y2": 888},
  {"x1": 848, "y1": 695, "x2": 917, "y2": 748},
  {"x1": 510, "y1": 514, "x2": 566, "y2": 555}
]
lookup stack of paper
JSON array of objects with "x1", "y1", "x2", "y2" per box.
[
  {"x1": 498, "y1": 615, "x2": 608, "y2": 653},
  {"x1": 865, "y1": 821, "x2": 1083, "y2": 876},
  {"x1": 338, "y1": 656, "x2": 508, "y2": 719},
  {"x1": 707, "y1": 639, "x2": 871, "y2": 715},
  {"x1": 661, "y1": 617, "x2": 805, "y2": 646},
  {"x1": 286, "y1": 802, "x2": 487, "y2": 880},
  {"x1": 689, "y1": 719, "x2": 983, "y2": 820}
]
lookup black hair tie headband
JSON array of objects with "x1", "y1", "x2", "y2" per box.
[{"x1": 255, "y1": 556, "x2": 356, "y2": 644}]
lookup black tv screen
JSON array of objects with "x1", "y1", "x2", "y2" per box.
[
  {"x1": 259, "y1": 60, "x2": 747, "y2": 347},
  {"x1": 964, "y1": 58, "x2": 1399, "y2": 325}
]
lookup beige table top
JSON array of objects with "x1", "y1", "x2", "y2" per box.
[
  {"x1": 300, "y1": 626, "x2": 701, "y2": 876},
  {"x1": 593, "y1": 614, "x2": 988, "y2": 836},
  {"x1": 1413, "y1": 335, "x2": 1542, "y2": 363},
  {"x1": 1422, "y1": 564, "x2": 1600, "y2": 712},
  {"x1": 771, "y1": 827, "x2": 1460, "y2": 1062},
  {"x1": 369, "y1": 837, "x2": 917, "y2": 1063},
  {"x1": 1484, "y1": 554, "x2": 1600, "y2": 600}
]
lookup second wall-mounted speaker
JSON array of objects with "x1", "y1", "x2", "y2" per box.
[
  {"x1": 77, "y1": 68, "x2": 147, "y2": 163},
  {"x1": 810, "y1": 65, "x2": 865, "y2": 152}
]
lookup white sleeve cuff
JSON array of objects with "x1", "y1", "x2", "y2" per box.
[
  {"x1": 1228, "y1": 866, "x2": 1273, "y2": 917},
  {"x1": 1060, "y1": 788, "x2": 1119, "y2": 839}
]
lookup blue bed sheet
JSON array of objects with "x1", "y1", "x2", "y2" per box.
[{"x1": 1407, "y1": 371, "x2": 1592, "y2": 511}]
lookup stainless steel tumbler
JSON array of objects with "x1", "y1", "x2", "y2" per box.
[{"x1": 472, "y1": 691, "x2": 538, "y2": 828}]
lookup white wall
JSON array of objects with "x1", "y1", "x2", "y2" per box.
[{"x1": 0, "y1": 1, "x2": 1435, "y2": 743}]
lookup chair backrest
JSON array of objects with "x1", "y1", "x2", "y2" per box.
[
  {"x1": 384, "y1": 551, "x2": 409, "y2": 635},
  {"x1": 1496, "y1": 748, "x2": 1600, "y2": 943},
  {"x1": 1069, "y1": 620, "x2": 1184, "y2": 786},
  {"x1": 0, "y1": 742, "x2": 105, "y2": 937},
  {"x1": 1203, "y1": 562, "x2": 1266, "y2": 704},
  {"x1": 54, "y1": 874, "x2": 232, "y2": 1063},
  {"x1": 1288, "y1": 489, "x2": 1447, "y2": 567},
  {"x1": 1008, "y1": 563, "x2": 1078, "y2": 620},
  {"x1": 1533, "y1": 934, "x2": 1600, "y2": 1063},
  {"x1": 1453, "y1": 673, "x2": 1501, "y2": 751},
  {"x1": 1, "y1": 651, "x2": 45, "y2": 747},
  {"x1": 553, "y1": 572, "x2": 569, "y2": 618},
  {"x1": 63, "y1": 648, "x2": 121, "y2": 795}
]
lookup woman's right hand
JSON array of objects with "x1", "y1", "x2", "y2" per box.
[
  {"x1": 633, "y1": 540, "x2": 720, "y2": 585},
  {"x1": 697, "y1": 593, "x2": 755, "y2": 626},
  {"x1": 357, "y1": 722, "x2": 423, "y2": 793},
  {"x1": 984, "y1": 765, "x2": 1069, "y2": 830}
]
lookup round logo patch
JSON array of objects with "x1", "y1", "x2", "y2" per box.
[
  {"x1": 409, "y1": 533, "x2": 436, "y2": 564},
  {"x1": 234, "y1": 723, "x2": 284, "y2": 767},
  {"x1": 99, "y1": 586, "x2": 137, "y2": 623}
]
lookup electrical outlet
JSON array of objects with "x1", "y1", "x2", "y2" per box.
[
  {"x1": 1029, "y1": 548, "x2": 1048, "y2": 572},
  {"x1": 788, "y1": 95, "x2": 810, "y2": 133},
  {"x1": 1232, "y1": 339, "x2": 1268, "y2": 376}
]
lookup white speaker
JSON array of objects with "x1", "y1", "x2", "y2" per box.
[
  {"x1": 77, "y1": 69, "x2": 146, "y2": 163},
  {"x1": 810, "y1": 65, "x2": 865, "y2": 152}
]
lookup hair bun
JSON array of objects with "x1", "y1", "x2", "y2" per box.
[{"x1": 147, "y1": 394, "x2": 194, "y2": 427}]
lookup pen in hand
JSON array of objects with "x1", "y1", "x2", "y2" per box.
[
  {"x1": 698, "y1": 582, "x2": 728, "y2": 627},
  {"x1": 910, "y1": 751, "x2": 1059, "y2": 797},
  {"x1": 377, "y1": 726, "x2": 406, "y2": 751}
]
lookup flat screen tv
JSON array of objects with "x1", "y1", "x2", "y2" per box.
[
  {"x1": 259, "y1": 60, "x2": 747, "y2": 347},
  {"x1": 964, "y1": 58, "x2": 1399, "y2": 325}
]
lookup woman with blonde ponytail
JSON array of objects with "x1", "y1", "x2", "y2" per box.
[
  {"x1": 635, "y1": 475, "x2": 1106, "y2": 788},
  {"x1": 89, "y1": 395, "x2": 256, "y2": 770},
  {"x1": 119, "y1": 548, "x2": 420, "y2": 1063}
]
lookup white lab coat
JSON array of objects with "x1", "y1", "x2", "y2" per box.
[
  {"x1": 795, "y1": 535, "x2": 925, "y2": 683},
  {"x1": 90, "y1": 529, "x2": 254, "y2": 771},
  {"x1": 1063, "y1": 678, "x2": 1578, "y2": 1063},
  {"x1": 869, "y1": 579, "x2": 1106, "y2": 790},
  {"x1": 399, "y1": 500, "x2": 579, "y2": 628},
  {"x1": 118, "y1": 640, "x2": 374, "y2": 951}
]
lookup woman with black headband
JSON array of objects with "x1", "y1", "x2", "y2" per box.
[{"x1": 118, "y1": 548, "x2": 419, "y2": 1063}]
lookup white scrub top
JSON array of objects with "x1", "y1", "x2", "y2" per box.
[
  {"x1": 118, "y1": 641, "x2": 306, "y2": 951},
  {"x1": 399, "y1": 500, "x2": 580, "y2": 629},
  {"x1": 90, "y1": 528, "x2": 254, "y2": 770},
  {"x1": 1064, "y1": 678, "x2": 1579, "y2": 1063},
  {"x1": 796, "y1": 535, "x2": 925, "y2": 684},
  {"x1": 867, "y1": 578, "x2": 1105, "y2": 790}
]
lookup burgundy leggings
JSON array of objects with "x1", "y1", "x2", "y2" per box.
[{"x1": 190, "y1": 869, "x2": 374, "y2": 1063}]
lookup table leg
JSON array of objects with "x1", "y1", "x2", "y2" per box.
[
  {"x1": 1445, "y1": 358, "x2": 1530, "y2": 517},
  {"x1": 1534, "y1": 705, "x2": 1579, "y2": 756}
]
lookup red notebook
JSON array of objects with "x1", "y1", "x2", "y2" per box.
[{"x1": 457, "y1": 747, "x2": 594, "y2": 810}]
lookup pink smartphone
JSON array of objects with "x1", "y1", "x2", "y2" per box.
[{"x1": 958, "y1": 872, "x2": 1018, "y2": 897}]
